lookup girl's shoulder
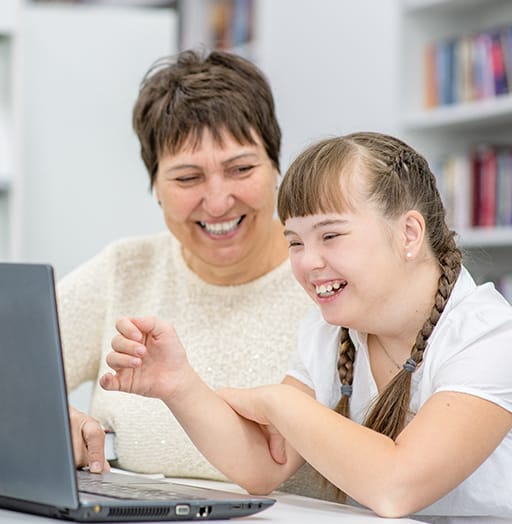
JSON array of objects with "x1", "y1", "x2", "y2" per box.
[
  {"x1": 298, "y1": 307, "x2": 340, "y2": 347},
  {"x1": 426, "y1": 268, "x2": 512, "y2": 375},
  {"x1": 442, "y1": 267, "x2": 512, "y2": 336}
]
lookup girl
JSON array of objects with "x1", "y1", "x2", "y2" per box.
[{"x1": 101, "y1": 132, "x2": 512, "y2": 523}]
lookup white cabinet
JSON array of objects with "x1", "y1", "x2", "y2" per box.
[
  {"x1": 400, "y1": 0, "x2": 512, "y2": 295},
  {"x1": 0, "y1": 0, "x2": 21, "y2": 260}
]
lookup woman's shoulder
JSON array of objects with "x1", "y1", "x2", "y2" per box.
[
  {"x1": 106, "y1": 231, "x2": 176, "y2": 259},
  {"x1": 58, "y1": 231, "x2": 176, "y2": 290}
]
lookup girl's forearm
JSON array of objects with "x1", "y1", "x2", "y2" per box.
[
  {"x1": 162, "y1": 371, "x2": 294, "y2": 494},
  {"x1": 261, "y1": 385, "x2": 402, "y2": 512}
]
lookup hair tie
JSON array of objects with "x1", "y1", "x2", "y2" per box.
[
  {"x1": 403, "y1": 358, "x2": 417, "y2": 373},
  {"x1": 340, "y1": 384, "x2": 353, "y2": 397}
]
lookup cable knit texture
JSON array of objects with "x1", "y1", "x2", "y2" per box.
[{"x1": 57, "y1": 231, "x2": 331, "y2": 499}]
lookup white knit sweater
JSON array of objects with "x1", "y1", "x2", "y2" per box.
[{"x1": 57, "y1": 231, "x2": 324, "y2": 492}]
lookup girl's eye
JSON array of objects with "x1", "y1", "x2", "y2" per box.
[
  {"x1": 323, "y1": 233, "x2": 340, "y2": 241},
  {"x1": 288, "y1": 240, "x2": 303, "y2": 249}
]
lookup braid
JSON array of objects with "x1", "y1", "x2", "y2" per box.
[
  {"x1": 333, "y1": 327, "x2": 356, "y2": 418},
  {"x1": 316, "y1": 327, "x2": 355, "y2": 503}
]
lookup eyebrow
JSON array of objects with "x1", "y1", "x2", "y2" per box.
[
  {"x1": 163, "y1": 152, "x2": 260, "y2": 174},
  {"x1": 283, "y1": 218, "x2": 349, "y2": 237}
]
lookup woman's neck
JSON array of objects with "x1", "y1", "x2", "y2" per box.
[{"x1": 182, "y1": 220, "x2": 289, "y2": 286}]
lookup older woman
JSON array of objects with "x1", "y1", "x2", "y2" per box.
[{"x1": 59, "y1": 49, "x2": 316, "y2": 494}]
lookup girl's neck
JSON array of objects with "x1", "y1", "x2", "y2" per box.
[{"x1": 372, "y1": 257, "x2": 443, "y2": 350}]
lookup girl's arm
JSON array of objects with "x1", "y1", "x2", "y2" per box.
[
  {"x1": 222, "y1": 383, "x2": 512, "y2": 517},
  {"x1": 99, "y1": 316, "x2": 305, "y2": 493}
]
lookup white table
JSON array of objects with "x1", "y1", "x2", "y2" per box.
[{"x1": 0, "y1": 476, "x2": 422, "y2": 523}]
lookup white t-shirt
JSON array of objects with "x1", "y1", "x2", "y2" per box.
[{"x1": 287, "y1": 267, "x2": 512, "y2": 523}]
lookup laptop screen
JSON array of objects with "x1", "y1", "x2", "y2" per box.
[{"x1": 0, "y1": 263, "x2": 79, "y2": 509}]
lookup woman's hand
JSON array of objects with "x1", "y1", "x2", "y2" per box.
[
  {"x1": 69, "y1": 406, "x2": 110, "y2": 473},
  {"x1": 100, "y1": 316, "x2": 193, "y2": 402}
]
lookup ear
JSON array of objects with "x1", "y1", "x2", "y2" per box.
[
  {"x1": 271, "y1": 166, "x2": 280, "y2": 192},
  {"x1": 402, "y1": 210, "x2": 425, "y2": 260},
  {"x1": 153, "y1": 181, "x2": 162, "y2": 207}
]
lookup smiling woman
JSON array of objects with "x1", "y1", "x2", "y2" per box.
[
  {"x1": 154, "y1": 129, "x2": 284, "y2": 285},
  {"x1": 56, "y1": 48, "x2": 316, "y2": 495}
]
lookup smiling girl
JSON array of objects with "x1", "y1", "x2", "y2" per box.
[{"x1": 101, "y1": 132, "x2": 512, "y2": 523}]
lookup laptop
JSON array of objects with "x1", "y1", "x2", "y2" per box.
[{"x1": 0, "y1": 262, "x2": 275, "y2": 521}]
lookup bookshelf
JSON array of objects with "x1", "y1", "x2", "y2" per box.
[
  {"x1": 179, "y1": 0, "x2": 256, "y2": 59},
  {"x1": 0, "y1": 0, "x2": 20, "y2": 261},
  {"x1": 400, "y1": 0, "x2": 512, "y2": 300}
]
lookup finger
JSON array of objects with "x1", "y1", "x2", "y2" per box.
[
  {"x1": 268, "y1": 431, "x2": 287, "y2": 465},
  {"x1": 100, "y1": 372, "x2": 120, "y2": 391},
  {"x1": 70, "y1": 409, "x2": 90, "y2": 468},
  {"x1": 106, "y1": 347, "x2": 143, "y2": 369},
  {"x1": 115, "y1": 317, "x2": 144, "y2": 342},
  {"x1": 111, "y1": 333, "x2": 146, "y2": 355},
  {"x1": 132, "y1": 316, "x2": 178, "y2": 342},
  {"x1": 80, "y1": 419, "x2": 106, "y2": 473}
]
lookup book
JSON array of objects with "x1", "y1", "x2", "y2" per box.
[
  {"x1": 474, "y1": 146, "x2": 497, "y2": 227},
  {"x1": 489, "y1": 29, "x2": 508, "y2": 96}
]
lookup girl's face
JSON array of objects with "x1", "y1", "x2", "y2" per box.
[
  {"x1": 284, "y1": 200, "x2": 405, "y2": 332},
  {"x1": 154, "y1": 128, "x2": 279, "y2": 277}
]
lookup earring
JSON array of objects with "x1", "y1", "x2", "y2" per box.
[
  {"x1": 157, "y1": 200, "x2": 162, "y2": 206},
  {"x1": 406, "y1": 252, "x2": 412, "y2": 259}
]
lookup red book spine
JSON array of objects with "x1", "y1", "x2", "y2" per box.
[{"x1": 478, "y1": 147, "x2": 497, "y2": 227}]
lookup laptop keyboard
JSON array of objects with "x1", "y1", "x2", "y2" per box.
[{"x1": 78, "y1": 474, "x2": 204, "y2": 501}]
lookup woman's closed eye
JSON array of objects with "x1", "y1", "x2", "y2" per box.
[
  {"x1": 226, "y1": 164, "x2": 257, "y2": 177},
  {"x1": 173, "y1": 173, "x2": 203, "y2": 185}
]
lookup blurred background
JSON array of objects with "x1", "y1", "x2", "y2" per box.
[{"x1": 1, "y1": 0, "x2": 512, "y2": 294}]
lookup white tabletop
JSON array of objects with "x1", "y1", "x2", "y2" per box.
[{"x1": 0, "y1": 476, "x2": 422, "y2": 523}]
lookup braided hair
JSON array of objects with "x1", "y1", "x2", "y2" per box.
[{"x1": 278, "y1": 132, "x2": 462, "y2": 439}]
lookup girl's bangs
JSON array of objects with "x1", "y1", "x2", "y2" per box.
[{"x1": 278, "y1": 145, "x2": 357, "y2": 223}]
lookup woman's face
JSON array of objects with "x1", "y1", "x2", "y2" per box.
[
  {"x1": 284, "y1": 200, "x2": 404, "y2": 332},
  {"x1": 154, "y1": 128, "x2": 279, "y2": 275}
]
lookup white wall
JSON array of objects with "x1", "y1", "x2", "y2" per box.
[
  {"x1": 256, "y1": 0, "x2": 401, "y2": 171},
  {"x1": 18, "y1": 4, "x2": 177, "y2": 280}
]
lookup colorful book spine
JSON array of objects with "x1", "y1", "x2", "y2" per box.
[
  {"x1": 424, "y1": 23, "x2": 512, "y2": 107},
  {"x1": 433, "y1": 146, "x2": 512, "y2": 230}
]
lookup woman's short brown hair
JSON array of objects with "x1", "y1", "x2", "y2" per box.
[{"x1": 133, "y1": 48, "x2": 281, "y2": 187}]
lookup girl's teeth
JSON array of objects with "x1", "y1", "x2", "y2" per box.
[{"x1": 316, "y1": 281, "x2": 345, "y2": 297}]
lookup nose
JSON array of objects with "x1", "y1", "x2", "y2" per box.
[
  {"x1": 202, "y1": 177, "x2": 235, "y2": 217},
  {"x1": 296, "y1": 244, "x2": 326, "y2": 272}
]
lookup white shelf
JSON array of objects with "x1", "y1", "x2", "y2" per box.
[
  {"x1": 403, "y1": 0, "x2": 504, "y2": 15},
  {"x1": 402, "y1": 95, "x2": 512, "y2": 131},
  {"x1": 457, "y1": 227, "x2": 512, "y2": 248}
]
